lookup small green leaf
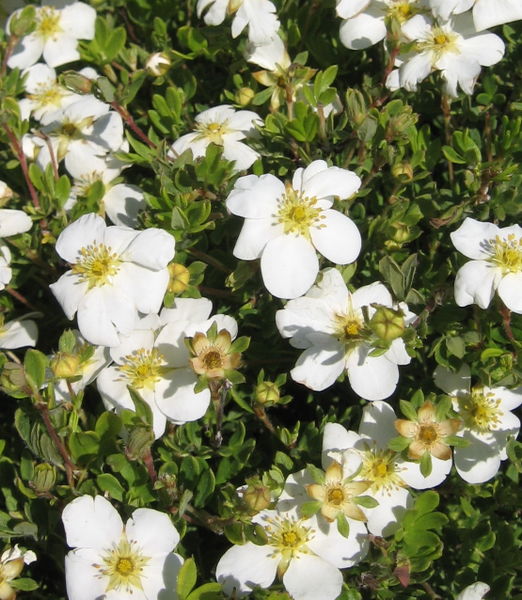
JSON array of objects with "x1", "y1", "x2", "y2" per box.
[
  {"x1": 353, "y1": 495, "x2": 379, "y2": 509},
  {"x1": 419, "y1": 451, "x2": 432, "y2": 477},
  {"x1": 96, "y1": 473, "x2": 124, "y2": 501},
  {"x1": 300, "y1": 500, "x2": 321, "y2": 518},
  {"x1": 399, "y1": 400, "x2": 418, "y2": 422},
  {"x1": 336, "y1": 512, "x2": 350, "y2": 538},
  {"x1": 388, "y1": 435, "x2": 411, "y2": 452},
  {"x1": 186, "y1": 583, "x2": 223, "y2": 600},
  {"x1": 177, "y1": 557, "x2": 198, "y2": 600},
  {"x1": 306, "y1": 464, "x2": 325, "y2": 484},
  {"x1": 24, "y1": 349, "x2": 48, "y2": 391}
]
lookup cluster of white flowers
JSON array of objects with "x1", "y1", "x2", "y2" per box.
[{"x1": 335, "y1": 0, "x2": 522, "y2": 96}]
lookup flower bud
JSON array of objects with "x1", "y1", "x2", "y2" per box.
[
  {"x1": 242, "y1": 483, "x2": 271, "y2": 513},
  {"x1": 0, "y1": 181, "x2": 14, "y2": 203},
  {"x1": 59, "y1": 71, "x2": 94, "y2": 94},
  {"x1": 31, "y1": 463, "x2": 57, "y2": 493},
  {"x1": 50, "y1": 352, "x2": 81, "y2": 379},
  {"x1": 368, "y1": 306, "x2": 405, "y2": 342},
  {"x1": 8, "y1": 6, "x2": 36, "y2": 37},
  {"x1": 391, "y1": 162, "x2": 413, "y2": 181},
  {"x1": 235, "y1": 87, "x2": 255, "y2": 106},
  {"x1": 145, "y1": 52, "x2": 171, "y2": 77},
  {"x1": 168, "y1": 263, "x2": 190, "y2": 294},
  {"x1": 255, "y1": 381, "x2": 280, "y2": 406},
  {"x1": 125, "y1": 426, "x2": 154, "y2": 461},
  {"x1": 0, "y1": 362, "x2": 31, "y2": 396}
]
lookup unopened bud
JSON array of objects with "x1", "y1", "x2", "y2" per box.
[
  {"x1": 0, "y1": 362, "x2": 30, "y2": 396},
  {"x1": 50, "y1": 352, "x2": 81, "y2": 379},
  {"x1": 369, "y1": 306, "x2": 405, "y2": 342},
  {"x1": 31, "y1": 463, "x2": 57, "y2": 493},
  {"x1": 145, "y1": 52, "x2": 171, "y2": 77},
  {"x1": 168, "y1": 263, "x2": 190, "y2": 294},
  {"x1": 8, "y1": 6, "x2": 36, "y2": 37},
  {"x1": 125, "y1": 426, "x2": 154, "y2": 461},
  {"x1": 391, "y1": 162, "x2": 413, "y2": 181},
  {"x1": 242, "y1": 483, "x2": 271, "y2": 513},
  {"x1": 255, "y1": 381, "x2": 280, "y2": 406},
  {"x1": 236, "y1": 87, "x2": 255, "y2": 106},
  {"x1": 59, "y1": 71, "x2": 94, "y2": 94}
]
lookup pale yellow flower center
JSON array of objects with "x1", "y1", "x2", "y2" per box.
[
  {"x1": 276, "y1": 185, "x2": 324, "y2": 238},
  {"x1": 487, "y1": 234, "x2": 522, "y2": 274},
  {"x1": 458, "y1": 387, "x2": 502, "y2": 434},
  {"x1": 264, "y1": 515, "x2": 312, "y2": 563},
  {"x1": 28, "y1": 83, "x2": 67, "y2": 110},
  {"x1": 117, "y1": 348, "x2": 166, "y2": 390},
  {"x1": 387, "y1": 1, "x2": 415, "y2": 22},
  {"x1": 196, "y1": 121, "x2": 229, "y2": 145},
  {"x1": 99, "y1": 536, "x2": 150, "y2": 593},
  {"x1": 37, "y1": 7, "x2": 62, "y2": 40},
  {"x1": 71, "y1": 243, "x2": 121, "y2": 288},
  {"x1": 327, "y1": 486, "x2": 345, "y2": 505},
  {"x1": 360, "y1": 449, "x2": 403, "y2": 494},
  {"x1": 73, "y1": 172, "x2": 105, "y2": 198},
  {"x1": 419, "y1": 27, "x2": 459, "y2": 61},
  {"x1": 333, "y1": 303, "x2": 365, "y2": 347}
]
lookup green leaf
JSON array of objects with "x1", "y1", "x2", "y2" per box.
[
  {"x1": 306, "y1": 463, "x2": 325, "y2": 484},
  {"x1": 388, "y1": 435, "x2": 411, "y2": 452},
  {"x1": 10, "y1": 578, "x2": 38, "y2": 591},
  {"x1": 300, "y1": 500, "x2": 322, "y2": 518},
  {"x1": 414, "y1": 491, "x2": 439, "y2": 514},
  {"x1": 24, "y1": 349, "x2": 48, "y2": 391},
  {"x1": 96, "y1": 473, "x2": 124, "y2": 501},
  {"x1": 399, "y1": 400, "x2": 418, "y2": 422},
  {"x1": 480, "y1": 347, "x2": 506, "y2": 360},
  {"x1": 69, "y1": 431, "x2": 100, "y2": 462},
  {"x1": 419, "y1": 452, "x2": 432, "y2": 477},
  {"x1": 442, "y1": 145, "x2": 466, "y2": 164},
  {"x1": 336, "y1": 512, "x2": 350, "y2": 538},
  {"x1": 177, "y1": 557, "x2": 198, "y2": 600},
  {"x1": 186, "y1": 583, "x2": 223, "y2": 600},
  {"x1": 353, "y1": 495, "x2": 379, "y2": 508},
  {"x1": 127, "y1": 388, "x2": 154, "y2": 426}
]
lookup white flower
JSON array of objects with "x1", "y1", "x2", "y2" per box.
[
  {"x1": 168, "y1": 104, "x2": 262, "y2": 172},
  {"x1": 216, "y1": 506, "x2": 347, "y2": 600},
  {"x1": 49, "y1": 213, "x2": 175, "y2": 347},
  {"x1": 385, "y1": 13, "x2": 504, "y2": 97},
  {"x1": 145, "y1": 52, "x2": 171, "y2": 76},
  {"x1": 434, "y1": 364, "x2": 522, "y2": 483},
  {"x1": 0, "y1": 316, "x2": 38, "y2": 349},
  {"x1": 430, "y1": 0, "x2": 522, "y2": 31},
  {"x1": 197, "y1": 0, "x2": 280, "y2": 45},
  {"x1": 322, "y1": 402, "x2": 450, "y2": 536},
  {"x1": 227, "y1": 162, "x2": 361, "y2": 299},
  {"x1": 450, "y1": 217, "x2": 522, "y2": 312},
  {"x1": 0, "y1": 208, "x2": 32, "y2": 237},
  {"x1": 23, "y1": 95, "x2": 125, "y2": 175},
  {"x1": 18, "y1": 63, "x2": 81, "y2": 122},
  {"x1": 456, "y1": 582, "x2": 490, "y2": 600},
  {"x1": 7, "y1": 2, "x2": 96, "y2": 69},
  {"x1": 0, "y1": 242, "x2": 12, "y2": 291},
  {"x1": 276, "y1": 268, "x2": 411, "y2": 398},
  {"x1": 62, "y1": 495, "x2": 183, "y2": 600},
  {"x1": 64, "y1": 153, "x2": 145, "y2": 228},
  {"x1": 336, "y1": 0, "x2": 428, "y2": 50}
]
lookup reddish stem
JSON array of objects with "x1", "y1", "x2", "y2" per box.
[
  {"x1": 110, "y1": 101, "x2": 156, "y2": 149},
  {"x1": 3, "y1": 124, "x2": 40, "y2": 209}
]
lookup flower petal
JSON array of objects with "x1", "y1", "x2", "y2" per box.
[
  {"x1": 216, "y1": 543, "x2": 278, "y2": 596},
  {"x1": 62, "y1": 495, "x2": 123, "y2": 549},
  {"x1": 310, "y1": 210, "x2": 361, "y2": 264},
  {"x1": 454, "y1": 260, "x2": 499, "y2": 309},
  {"x1": 283, "y1": 553, "x2": 343, "y2": 600},
  {"x1": 126, "y1": 508, "x2": 179, "y2": 556}
]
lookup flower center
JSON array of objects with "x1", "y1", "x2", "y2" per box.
[
  {"x1": 37, "y1": 7, "x2": 62, "y2": 40},
  {"x1": 333, "y1": 304, "x2": 365, "y2": 347},
  {"x1": 418, "y1": 424, "x2": 438, "y2": 444},
  {"x1": 276, "y1": 184, "x2": 324, "y2": 238},
  {"x1": 387, "y1": 1, "x2": 415, "y2": 22},
  {"x1": 203, "y1": 350, "x2": 223, "y2": 370},
  {"x1": 458, "y1": 387, "x2": 502, "y2": 434},
  {"x1": 327, "y1": 487, "x2": 345, "y2": 506},
  {"x1": 228, "y1": 0, "x2": 243, "y2": 13},
  {"x1": 99, "y1": 536, "x2": 150, "y2": 593},
  {"x1": 29, "y1": 83, "x2": 67, "y2": 110},
  {"x1": 487, "y1": 234, "x2": 522, "y2": 274},
  {"x1": 263, "y1": 514, "x2": 313, "y2": 575},
  {"x1": 71, "y1": 243, "x2": 121, "y2": 288},
  {"x1": 117, "y1": 348, "x2": 166, "y2": 390},
  {"x1": 197, "y1": 121, "x2": 229, "y2": 145},
  {"x1": 420, "y1": 27, "x2": 459, "y2": 61},
  {"x1": 360, "y1": 449, "x2": 403, "y2": 494}
]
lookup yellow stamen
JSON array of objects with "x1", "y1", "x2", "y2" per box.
[{"x1": 71, "y1": 243, "x2": 121, "y2": 288}]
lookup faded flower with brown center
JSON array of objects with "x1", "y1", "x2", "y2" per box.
[
  {"x1": 306, "y1": 461, "x2": 370, "y2": 522},
  {"x1": 395, "y1": 401, "x2": 461, "y2": 460},
  {"x1": 189, "y1": 328, "x2": 241, "y2": 380}
]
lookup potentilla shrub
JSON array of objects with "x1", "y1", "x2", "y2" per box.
[{"x1": 0, "y1": 1, "x2": 521, "y2": 599}]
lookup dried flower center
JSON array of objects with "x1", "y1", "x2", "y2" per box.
[
  {"x1": 418, "y1": 424, "x2": 438, "y2": 444},
  {"x1": 276, "y1": 184, "x2": 324, "y2": 238},
  {"x1": 99, "y1": 536, "x2": 150, "y2": 593},
  {"x1": 118, "y1": 348, "x2": 166, "y2": 390},
  {"x1": 458, "y1": 387, "x2": 502, "y2": 433},
  {"x1": 360, "y1": 449, "x2": 403, "y2": 494},
  {"x1": 37, "y1": 7, "x2": 62, "y2": 40},
  {"x1": 203, "y1": 350, "x2": 223, "y2": 370},
  {"x1": 71, "y1": 243, "x2": 121, "y2": 288},
  {"x1": 327, "y1": 487, "x2": 345, "y2": 506},
  {"x1": 487, "y1": 234, "x2": 522, "y2": 274}
]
